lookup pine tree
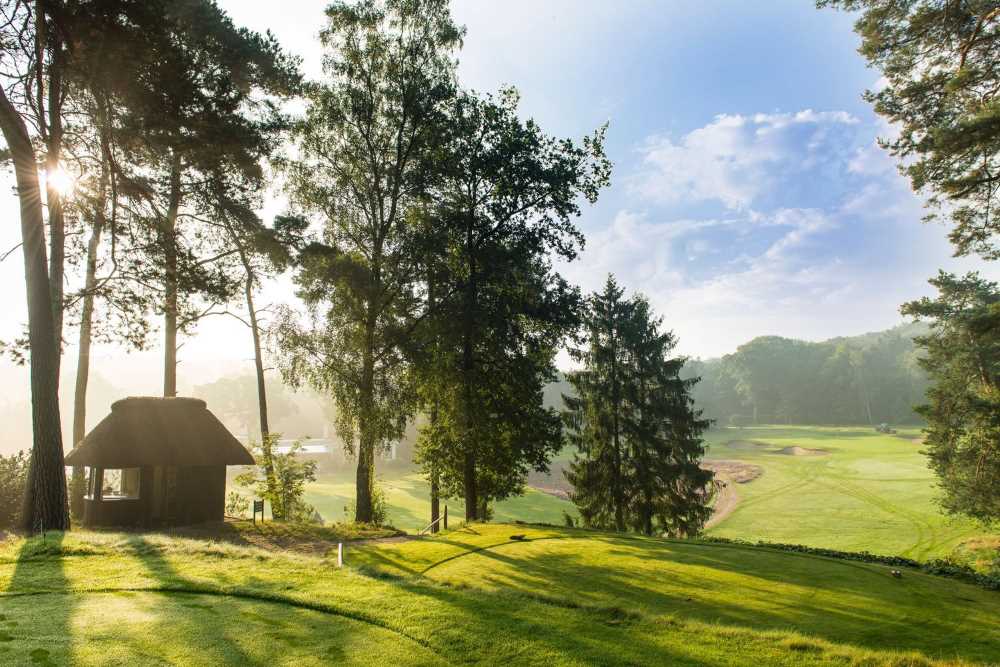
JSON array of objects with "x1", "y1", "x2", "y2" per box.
[
  {"x1": 820, "y1": 0, "x2": 1000, "y2": 260},
  {"x1": 566, "y1": 276, "x2": 714, "y2": 536},
  {"x1": 902, "y1": 272, "x2": 1000, "y2": 522},
  {"x1": 565, "y1": 277, "x2": 633, "y2": 532}
]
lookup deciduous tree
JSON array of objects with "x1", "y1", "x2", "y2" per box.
[
  {"x1": 411, "y1": 89, "x2": 610, "y2": 521},
  {"x1": 277, "y1": 0, "x2": 462, "y2": 523}
]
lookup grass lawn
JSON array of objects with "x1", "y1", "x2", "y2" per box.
[
  {"x1": 1, "y1": 523, "x2": 998, "y2": 665},
  {"x1": 703, "y1": 425, "x2": 992, "y2": 559},
  {"x1": 295, "y1": 469, "x2": 577, "y2": 531}
]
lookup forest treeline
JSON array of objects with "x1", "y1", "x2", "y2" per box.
[{"x1": 685, "y1": 323, "x2": 929, "y2": 427}]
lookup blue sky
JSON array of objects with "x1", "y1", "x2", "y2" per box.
[{"x1": 1, "y1": 0, "x2": 995, "y2": 393}]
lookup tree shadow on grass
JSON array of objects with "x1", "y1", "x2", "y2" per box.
[
  {"x1": 1, "y1": 531, "x2": 73, "y2": 666},
  {"x1": 410, "y1": 534, "x2": 1000, "y2": 665},
  {"x1": 120, "y1": 535, "x2": 444, "y2": 665}
]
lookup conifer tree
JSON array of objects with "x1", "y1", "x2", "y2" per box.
[
  {"x1": 625, "y1": 297, "x2": 713, "y2": 536},
  {"x1": 566, "y1": 276, "x2": 714, "y2": 537},
  {"x1": 565, "y1": 277, "x2": 634, "y2": 532},
  {"x1": 820, "y1": 0, "x2": 1000, "y2": 259},
  {"x1": 902, "y1": 272, "x2": 1000, "y2": 522}
]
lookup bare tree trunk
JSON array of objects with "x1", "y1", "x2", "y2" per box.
[
  {"x1": 355, "y1": 322, "x2": 376, "y2": 523},
  {"x1": 242, "y1": 261, "x2": 279, "y2": 513},
  {"x1": 70, "y1": 163, "x2": 107, "y2": 517},
  {"x1": 0, "y1": 87, "x2": 68, "y2": 531},
  {"x1": 247, "y1": 281, "x2": 269, "y2": 439},
  {"x1": 430, "y1": 459, "x2": 440, "y2": 533},
  {"x1": 162, "y1": 155, "x2": 181, "y2": 397},
  {"x1": 44, "y1": 36, "x2": 65, "y2": 387}
]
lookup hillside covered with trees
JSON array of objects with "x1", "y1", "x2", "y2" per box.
[{"x1": 684, "y1": 323, "x2": 929, "y2": 426}]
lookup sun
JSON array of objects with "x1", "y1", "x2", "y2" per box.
[{"x1": 41, "y1": 165, "x2": 76, "y2": 198}]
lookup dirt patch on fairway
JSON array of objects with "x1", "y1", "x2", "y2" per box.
[
  {"x1": 705, "y1": 482, "x2": 738, "y2": 529},
  {"x1": 726, "y1": 440, "x2": 771, "y2": 450},
  {"x1": 775, "y1": 446, "x2": 828, "y2": 457},
  {"x1": 703, "y1": 460, "x2": 764, "y2": 484}
]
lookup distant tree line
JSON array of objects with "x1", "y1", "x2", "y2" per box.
[{"x1": 684, "y1": 324, "x2": 929, "y2": 427}]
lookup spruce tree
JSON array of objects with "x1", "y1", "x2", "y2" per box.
[
  {"x1": 565, "y1": 277, "x2": 634, "y2": 531},
  {"x1": 566, "y1": 276, "x2": 714, "y2": 536}
]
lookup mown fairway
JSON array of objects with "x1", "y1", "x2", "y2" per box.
[
  {"x1": 300, "y1": 470, "x2": 577, "y2": 531},
  {"x1": 704, "y1": 426, "x2": 989, "y2": 558},
  {"x1": 1, "y1": 524, "x2": 998, "y2": 665}
]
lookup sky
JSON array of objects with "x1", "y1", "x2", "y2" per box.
[{"x1": 1, "y1": 0, "x2": 997, "y2": 401}]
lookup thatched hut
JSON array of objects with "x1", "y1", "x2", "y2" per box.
[{"x1": 65, "y1": 397, "x2": 254, "y2": 528}]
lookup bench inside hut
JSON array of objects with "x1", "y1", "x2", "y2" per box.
[{"x1": 65, "y1": 396, "x2": 254, "y2": 528}]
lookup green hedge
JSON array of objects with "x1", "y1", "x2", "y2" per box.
[{"x1": 696, "y1": 536, "x2": 1000, "y2": 591}]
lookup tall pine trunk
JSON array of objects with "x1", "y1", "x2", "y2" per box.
[
  {"x1": 0, "y1": 89, "x2": 68, "y2": 531},
  {"x1": 461, "y1": 226, "x2": 478, "y2": 521},
  {"x1": 241, "y1": 255, "x2": 279, "y2": 512},
  {"x1": 247, "y1": 280, "x2": 269, "y2": 439},
  {"x1": 44, "y1": 40, "x2": 65, "y2": 388},
  {"x1": 161, "y1": 156, "x2": 181, "y2": 397},
  {"x1": 70, "y1": 163, "x2": 108, "y2": 517}
]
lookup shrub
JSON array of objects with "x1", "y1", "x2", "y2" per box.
[
  {"x1": 236, "y1": 435, "x2": 318, "y2": 522},
  {"x1": 0, "y1": 451, "x2": 28, "y2": 529}
]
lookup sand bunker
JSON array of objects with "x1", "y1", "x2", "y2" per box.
[
  {"x1": 775, "y1": 446, "x2": 828, "y2": 456},
  {"x1": 703, "y1": 460, "x2": 764, "y2": 484}
]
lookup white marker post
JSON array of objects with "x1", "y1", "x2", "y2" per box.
[{"x1": 337, "y1": 542, "x2": 343, "y2": 568}]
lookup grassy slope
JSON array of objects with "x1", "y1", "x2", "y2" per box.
[
  {"x1": 299, "y1": 470, "x2": 577, "y2": 531},
  {"x1": 2, "y1": 524, "x2": 999, "y2": 666},
  {"x1": 703, "y1": 426, "x2": 989, "y2": 559}
]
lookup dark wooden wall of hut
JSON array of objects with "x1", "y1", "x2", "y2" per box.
[
  {"x1": 82, "y1": 465, "x2": 227, "y2": 528},
  {"x1": 173, "y1": 466, "x2": 227, "y2": 525}
]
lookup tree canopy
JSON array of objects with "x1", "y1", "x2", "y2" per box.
[{"x1": 820, "y1": 0, "x2": 1000, "y2": 259}]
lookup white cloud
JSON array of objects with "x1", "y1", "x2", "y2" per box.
[
  {"x1": 629, "y1": 110, "x2": 859, "y2": 210},
  {"x1": 564, "y1": 107, "x2": 999, "y2": 358}
]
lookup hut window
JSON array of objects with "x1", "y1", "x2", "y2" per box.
[{"x1": 102, "y1": 468, "x2": 140, "y2": 499}]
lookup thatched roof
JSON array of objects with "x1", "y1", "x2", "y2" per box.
[{"x1": 65, "y1": 397, "x2": 254, "y2": 468}]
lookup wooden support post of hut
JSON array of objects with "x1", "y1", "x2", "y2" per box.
[{"x1": 64, "y1": 397, "x2": 254, "y2": 528}]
